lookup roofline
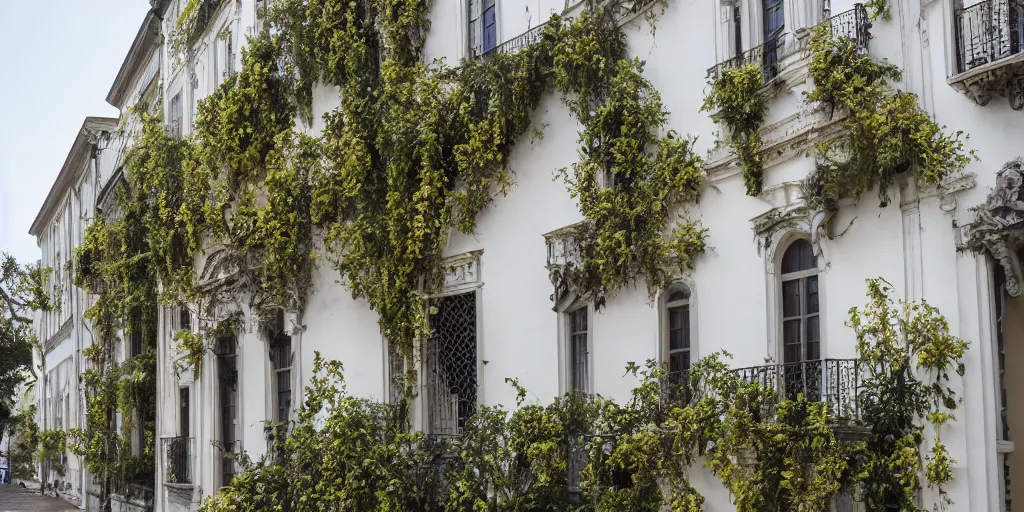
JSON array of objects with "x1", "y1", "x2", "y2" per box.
[
  {"x1": 105, "y1": 9, "x2": 162, "y2": 109},
  {"x1": 28, "y1": 117, "x2": 119, "y2": 237}
]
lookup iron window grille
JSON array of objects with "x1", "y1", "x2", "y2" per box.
[
  {"x1": 426, "y1": 292, "x2": 478, "y2": 435},
  {"x1": 162, "y1": 436, "x2": 194, "y2": 484},
  {"x1": 955, "y1": 0, "x2": 1024, "y2": 74}
]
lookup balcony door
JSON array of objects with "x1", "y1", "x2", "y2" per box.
[{"x1": 779, "y1": 239, "x2": 821, "y2": 401}]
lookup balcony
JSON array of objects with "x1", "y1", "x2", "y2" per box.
[
  {"x1": 161, "y1": 436, "x2": 194, "y2": 485},
  {"x1": 733, "y1": 358, "x2": 863, "y2": 421},
  {"x1": 707, "y1": 35, "x2": 782, "y2": 84},
  {"x1": 824, "y1": 4, "x2": 871, "y2": 52},
  {"x1": 951, "y1": 0, "x2": 1024, "y2": 108},
  {"x1": 475, "y1": 23, "x2": 548, "y2": 59}
]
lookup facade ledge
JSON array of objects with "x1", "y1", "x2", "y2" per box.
[
  {"x1": 44, "y1": 318, "x2": 74, "y2": 355},
  {"x1": 707, "y1": 103, "x2": 844, "y2": 180}
]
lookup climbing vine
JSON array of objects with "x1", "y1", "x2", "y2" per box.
[
  {"x1": 804, "y1": 25, "x2": 974, "y2": 213},
  {"x1": 701, "y1": 64, "x2": 769, "y2": 196},
  {"x1": 197, "y1": 280, "x2": 967, "y2": 511}
]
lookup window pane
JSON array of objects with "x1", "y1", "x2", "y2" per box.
[
  {"x1": 782, "y1": 280, "x2": 801, "y2": 317},
  {"x1": 781, "y1": 239, "x2": 815, "y2": 274},
  {"x1": 783, "y1": 320, "x2": 801, "y2": 362},
  {"x1": 669, "y1": 306, "x2": 684, "y2": 330},
  {"x1": 806, "y1": 276, "x2": 819, "y2": 314},
  {"x1": 482, "y1": 6, "x2": 496, "y2": 51},
  {"x1": 806, "y1": 315, "x2": 820, "y2": 343},
  {"x1": 669, "y1": 351, "x2": 690, "y2": 374},
  {"x1": 668, "y1": 288, "x2": 689, "y2": 302}
]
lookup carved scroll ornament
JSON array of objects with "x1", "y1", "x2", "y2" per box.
[{"x1": 967, "y1": 158, "x2": 1024, "y2": 297}]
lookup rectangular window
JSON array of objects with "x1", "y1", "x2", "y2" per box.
[
  {"x1": 217, "y1": 337, "x2": 238, "y2": 487},
  {"x1": 180, "y1": 387, "x2": 190, "y2": 437},
  {"x1": 427, "y1": 292, "x2": 478, "y2": 435},
  {"x1": 469, "y1": 0, "x2": 497, "y2": 57},
  {"x1": 169, "y1": 92, "x2": 183, "y2": 138},
  {"x1": 179, "y1": 307, "x2": 191, "y2": 332},
  {"x1": 569, "y1": 307, "x2": 589, "y2": 394},
  {"x1": 667, "y1": 304, "x2": 691, "y2": 375},
  {"x1": 269, "y1": 312, "x2": 292, "y2": 423}
]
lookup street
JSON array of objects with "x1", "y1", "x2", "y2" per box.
[{"x1": 0, "y1": 484, "x2": 77, "y2": 511}]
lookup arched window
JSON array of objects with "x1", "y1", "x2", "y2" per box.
[
  {"x1": 662, "y1": 283, "x2": 692, "y2": 381},
  {"x1": 779, "y1": 239, "x2": 821, "y2": 398},
  {"x1": 780, "y1": 239, "x2": 819, "y2": 363}
]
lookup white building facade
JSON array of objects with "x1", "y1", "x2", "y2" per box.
[
  {"x1": 29, "y1": 116, "x2": 119, "y2": 507},
  {"x1": 29, "y1": 0, "x2": 1024, "y2": 510}
]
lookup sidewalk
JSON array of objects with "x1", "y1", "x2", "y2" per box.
[{"x1": 0, "y1": 483, "x2": 78, "y2": 511}]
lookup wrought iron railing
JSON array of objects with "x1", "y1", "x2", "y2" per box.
[
  {"x1": 476, "y1": 23, "x2": 549, "y2": 58},
  {"x1": 161, "y1": 437, "x2": 194, "y2": 485},
  {"x1": 824, "y1": 4, "x2": 871, "y2": 51},
  {"x1": 734, "y1": 358, "x2": 862, "y2": 420},
  {"x1": 955, "y1": 0, "x2": 1024, "y2": 73},
  {"x1": 707, "y1": 35, "x2": 782, "y2": 84}
]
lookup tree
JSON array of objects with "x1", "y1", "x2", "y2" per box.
[{"x1": 0, "y1": 252, "x2": 52, "y2": 438}]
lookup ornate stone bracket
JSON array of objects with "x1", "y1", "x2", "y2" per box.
[
  {"x1": 948, "y1": 57, "x2": 1024, "y2": 110},
  {"x1": 544, "y1": 222, "x2": 586, "y2": 309},
  {"x1": 964, "y1": 158, "x2": 1024, "y2": 296}
]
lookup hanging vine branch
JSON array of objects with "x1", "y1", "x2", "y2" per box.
[
  {"x1": 701, "y1": 64, "x2": 769, "y2": 196},
  {"x1": 803, "y1": 25, "x2": 974, "y2": 213}
]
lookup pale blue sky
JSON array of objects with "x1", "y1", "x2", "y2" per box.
[{"x1": 0, "y1": 1, "x2": 151, "y2": 264}]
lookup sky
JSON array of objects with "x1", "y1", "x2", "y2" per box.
[{"x1": 0, "y1": 1, "x2": 151, "y2": 264}]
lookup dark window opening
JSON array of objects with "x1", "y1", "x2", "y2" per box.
[
  {"x1": 427, "y1": 292, "x2": 478, "y2": 435},
  {"x1": 217, "y1": 336, "x2": 238, "y2": 487}
]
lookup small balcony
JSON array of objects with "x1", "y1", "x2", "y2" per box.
[
  {"x1": 733, "y1": 358, "x2": 863, "y2": 421},
  {"x1": 161, "y1": 436, "x2": 194, "y2": 485},
  {"x1": 956, "y1": 0, "x2": 1024, "y2": 73},
  {"x1": 475, "y1": 23, "x2": 548, "y2": 59},
  {"x1": 824, "y1": 4, "x2": 871, "y2": 52},
  {"x1": 707, "y1": 35, "x2": 782, "y2": 84},
  {"x1": 951, "y1": 0, "x2": 1024, "y2": 107}
]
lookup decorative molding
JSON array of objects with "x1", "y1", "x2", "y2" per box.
[
  {"x1": 948, "y1": 56, "x2": 1024, "y2": 109},
  {"x1": 708, "y1": 102, "x2": 844, "y2": 179},
  {"x1": 750, "y1": 181, "x2": 831, "y2": 269},
  {"x1": 441, "y1": 250, "x2": 483, "y2": 293},
  {"x1": 963, "y1": 158, "x2": 1024, "y2": 296}
]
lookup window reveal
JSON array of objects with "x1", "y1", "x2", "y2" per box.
[{"x1": 427, "y1": 292, "x2": 478, "y2": 435}]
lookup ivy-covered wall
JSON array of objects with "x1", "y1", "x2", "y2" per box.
[{"x1": 32, "y1": 0, "x2": 1008, "y2": 509}]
